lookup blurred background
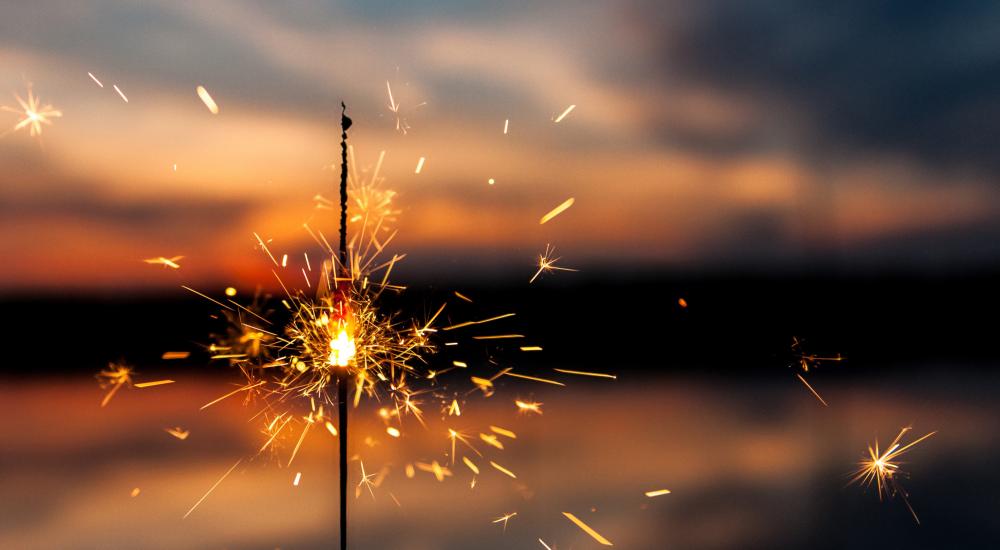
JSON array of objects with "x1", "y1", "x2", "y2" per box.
[{"x1": 2, "y1": 1, "x2": 999, "y2": 548}]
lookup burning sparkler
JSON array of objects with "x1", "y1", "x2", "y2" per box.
[
  {"x1": 2, "y1": 85, "x2": 62, "y2": 137},
  {"x1": 849, "y1": 426, "x2": 936, "y2": 524}
]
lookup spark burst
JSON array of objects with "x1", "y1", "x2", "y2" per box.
[
  {"x1": 849, "y1": 426, "x2": 936, "y2": 524},
  {"x1": 530, "y1": 244, "x2": 578, "y2": 283},
  {"x1": 789, "y1": 337, "x2": 842, "y2": 406},
  {"x1": 2, "y1": 86, "x2": 62, "y2": 137}
]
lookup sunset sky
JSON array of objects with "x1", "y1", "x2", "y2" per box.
[{"x1": 2, "y1": 1, "x2": 999, "y2": 290}]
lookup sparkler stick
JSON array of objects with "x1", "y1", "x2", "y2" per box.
[{"x1": 337, "y1": 102, "x2": 352, "y2": 550}]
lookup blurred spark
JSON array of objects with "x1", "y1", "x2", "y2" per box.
[
  {"x1": 515, "y1": 400, "x2": 543, "y2": 415},
  {"x1": 293, "y1": 472, "x2": 302, "y2": 486},
  {"x1": 415, "y1": 156, "x2": 425, "y2": 174},
  {"x1": 520, "y1": 346, "x2": 543, "y2": 351},
  {"x1": 645, "y1": 489, "x2": 671, "y2": 497},
  {"x1": 562, "y1": 512, "x2": 613, "y2": 546},
  {"x1": 130, "y1": 487, "x2": 141, "y2": 497},
  {"x1": 539, "y1": 198, "x2": 575, "y2": 224},
  {"x1": 88, "y1": 72, "x2": 104, "y2": 87},
  {"x1": 503, "y1": 119, "x2": 509, "y2": 134},
  {"x1": 490, "y1": 461, "x2": 517, "y2": 479},
  {"x1": 112, "y1": 84, "x2": 128, "y2": 103},
  {"x1": 165, "y1": 427, "x2": 190, "y2": 440},
  {"x1": 539, "y1": 539, "x2": 553, "y2": 550},
  {"x1": 144, "y1": 256, "x2": 183, "y2": 269},
  {"x1": 161, "y1": 351, "x2": 190, "y2": 360},
  {"x1": 97, "y1": 361, "x2": 133, "y2": 407},
  {"x1": 2, "y1": 86, "x2": 62, "y2": 137},
  {"x1": 849, "y1": 426, "x2": 936, "y2": 524},
  {"x1": 553, "y1": 104, "x2": 576, "y2": 123},
  {"x1": 789, "y1": 337, "x2": 842, "y2": 406},
  {"x1": 196, "y1": 85, "x2": 219, "y2": 114}
]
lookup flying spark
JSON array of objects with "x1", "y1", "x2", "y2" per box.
[
  {"x1": 165, "y1": 427, "x2": 190, "y2": 440},
  {"x1": 645, "y1": 489, "x2": 671, "y2": 497},
  {"x1": 196, "y1": 85, "x2": 219, "y2": 114},
  {"x1": 113, "y1": 84, "x2": 128, "y2": 103},
  {"x1": 553, "y1": 104, "x2": 576, "y2": 123},
  {"x1": 539, "y1": 198, "x2": 575, "y2": 224},
  {"x1": 562, "y1": 512, "x2": 613, "y2": 546},
  {"x1": 492, "y1": 511, "x2": 517, "y2": 531},
  {"x1": 87, "y1": 72, "x2": 104, "y2": 87},
  {"x1": 144, "y1": 256, "x2": 184, "y2": 269}
]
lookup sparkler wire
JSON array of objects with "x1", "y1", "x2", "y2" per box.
[{"x1": 338, "y1": 102, "x2": 352, "y2": 550}]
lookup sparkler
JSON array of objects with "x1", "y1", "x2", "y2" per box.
[
  {"x1": 849, "y1": 426, "x2": 936, "y2": 524},
  {"x1": 2, "y1": 85, "x2": 62, "y2": 137}
]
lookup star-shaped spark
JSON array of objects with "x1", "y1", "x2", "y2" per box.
[
  {"x1": 529, "y1": 244, "x2": 578, "y2": 284},
  {"x1": 849, "y1": 426, "x2": 936, "y2": 523},
  {"x1": 355, "y1": 460, "x2": 377, "y2": 499},
  {"x1": 2, "y1": 86, "x2": 62, "y2": 137}
]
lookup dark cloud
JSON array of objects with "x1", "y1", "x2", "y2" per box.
[{"x1": 634, "y1": 0, "x2": 1000, "y2": 175}]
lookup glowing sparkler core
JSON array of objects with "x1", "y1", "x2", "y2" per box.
[{"x1": 328, "y1": 320, "x2": 357, "y2": 368}]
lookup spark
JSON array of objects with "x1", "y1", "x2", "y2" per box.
[
  {"x1": 415, "y1": 157, "x2": 425, "y2": 174},
  {"x1": 515, "y1": 400, "x2": 543, "y2": 415},
  {"x1": 849, "y1": 426, "x2": 936, "y2": 524},
  {"x1": 489, "y1": 425, "x2": 517, "y2": 439},
  {"x1": 448, "y1": 399, "x2": 462, "y2": 416},
  {"x1": 488, "y1": 178, "x2": 495, "y2": 185},
  {"x1": 416, "y1": 460, "x2": 453, "y2": 482},
  {"x1": 473, "y1": 334, "x2": 524, "y2": 340},
  {"x1": 130, "y1": 488, "x2": 141, "y2": 497},
  {"x1": 453, "y1": 291, "x2": 473, "y2": 302},
  {"x1": 562, "y1": 512, "x2": 613, "y2": 546},
  {"x1": 462, "y1": 456, "x2": 480, "y2": 475},
  {"x1": 386, "y1": 426, "x2": 401, "y2": 438},
  {"x1": 504, "y1": 371, "x2": 565, "y2": 386},
  {"x1": 356, "y1": 460, "x2": 377, "y2": 499},
  {"x1": 326, "y1": 421, "x2": 339, "y2": 437},
  {"x1": 645, "y1": 489, "x2": 671, "y2": 497},
  {"x1": 539, "y1": 539, "x2": 553, "y2": 550},
  {"x1": 161, "y1": 351, "x2": 190, "y2": 360},
  {"x1": 165, "y1": 427, "x2": 190, "y2": 440},
  {"x1": 480, "y1": 433, "x2": 504, "y2": 450},
  {"x1": 225, "y1": 286, "x2": 237, "y2": 297},
  {"x1": 520, "y1": 346, "x2": 543, "y2": 351},
  {"x1": 796, "y1": 373, "x2": 828, "y2": 407},
  {"x1": 442, "y1": 313, "x2": 516, "y2": 331},
  {"x1": 789, "y1": 337, "x2": 842, "y2": 406},
  {"x1": 2, "y1": 86, "x2": 62, "y2": 137},
  {"x1": 134, "y1": 380, "x2": 175, "y2": 388},
  {"x1": 453, "y1": 361, "x2": 468, "y2": 368},
  {"x1": 97, "y1": 361, "x2": 133, "y2": 407},
  {"x1": 200, "y1": 381, "x2": 265, "y2": 410},
  {"x1": 490, "y1": 461, "x2": 517, "y2": 479},
  {"x1": 553, "y1": 104, "x2": 576, "y2": 123},
  {"x1": 553, "y1": 368, "x2": 616, "y2": 380},
  {"x1": 539, "y1": 198, "x2": 575, "y2": 224},
  {"x1": 678, "y1": 298, "x2": 688, "y2": 308},
  {"x1": 503, "y1": 119, "x2": 509, "y2": 134},
  {"x1": 144, "y1": 256, "x2": 183, "y2": 269},
  {"x1": 183, "y1": 459, "x2": 242, "y2": 519},
  {"x1": 530, "y1": 244, "x2": 578, "y2": 283},
  {"x1": 492, "y1": 511, "x2": 517, "y2": 531},
  {"x1": 88, "y1": 72, "x2": 104, "y2": 87},
  {"x1": 293, "y1": 472, "x2": 302, "y2": 486},
  {"x1": 113, "y1": 84, "x2": 128, "y2": 103},
  {"x1": 196, "y1": 85, "x2": 219, "y2": 114},
  {"x1": 384, "y1": 80, "x2": 423, "y2": 133}
]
